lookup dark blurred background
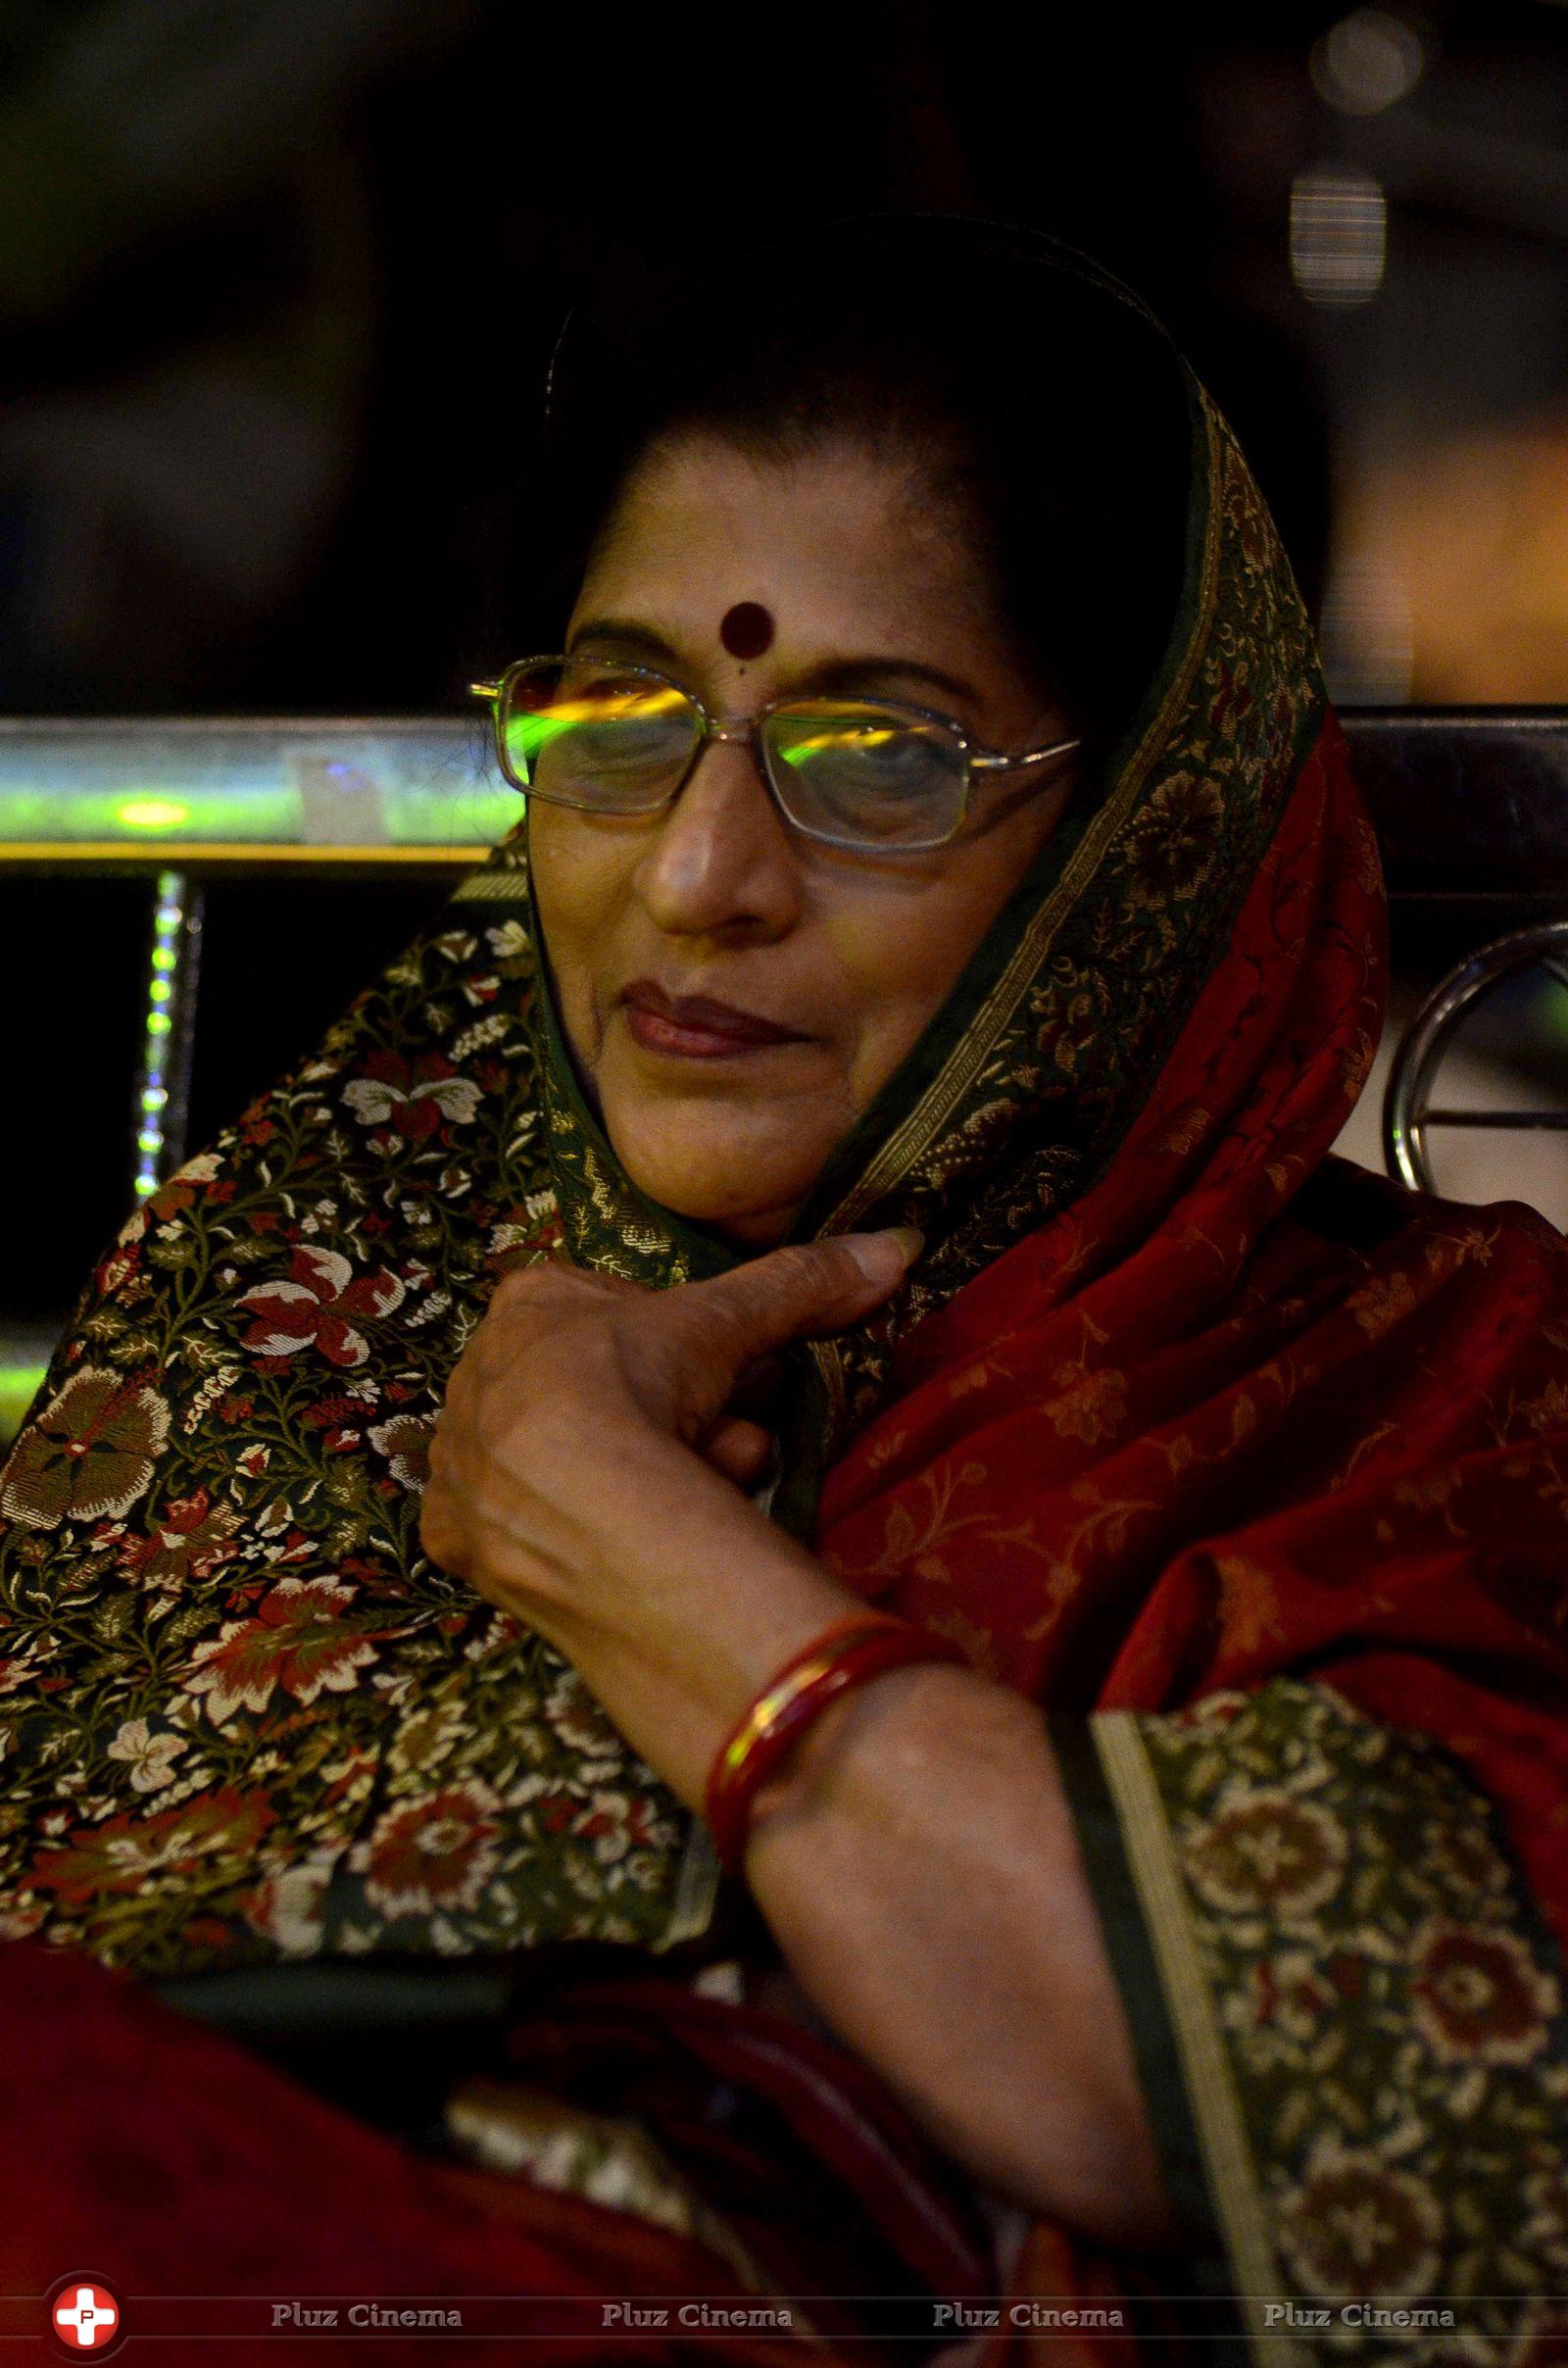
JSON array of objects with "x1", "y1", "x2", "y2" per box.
[
  {"x1": 8, "y1": 0, "x2": 1568, "y2": 718},
  {"x1": 4, "y1": 0, "x2": 1568, "y2": 1398}
]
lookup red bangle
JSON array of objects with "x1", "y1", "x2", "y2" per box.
[{"x1": 704, "y1": 1611, "x2": 967, "y2": 1876}]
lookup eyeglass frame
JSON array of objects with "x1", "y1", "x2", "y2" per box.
[{"x1": 469, "y1": 654, "x2": 1081, "y2": 855}]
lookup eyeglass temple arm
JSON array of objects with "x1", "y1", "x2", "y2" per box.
[
  {"x1": 469, "y1": 680, "x2": 501, "y2": 702},
  {"x1": 970, "y1": 734, "x2": 1080, "y2": 774}
]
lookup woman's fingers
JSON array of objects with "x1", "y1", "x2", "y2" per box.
[
  {"x1": 697, "y1": 1414, "x2": 777, "y2": 1491},
  {"x1": 444, "y1": 1231, "x2": 920, "y2": 1500},
  {"x1": 658, "y1": 1229, "x2": 923, "y2": 1406}
]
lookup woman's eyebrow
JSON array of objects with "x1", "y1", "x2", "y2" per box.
[
  {"x1": 808, "y1": 654, "x2": 980, "y2": 707},
  {"x1": 565, "y1": 617, "x2": 680, "y2": 666},
  {"x1": 567, "y1": 619, "x2": 980, "y2": 710}
]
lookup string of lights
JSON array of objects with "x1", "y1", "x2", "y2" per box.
[{"x1": 132, "y1": 870, "x2": 203, "y2": 1202}]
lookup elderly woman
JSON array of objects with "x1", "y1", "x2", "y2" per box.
[{"x1": 3, "y1": 217, "x2": 1568, "y2": 2365}]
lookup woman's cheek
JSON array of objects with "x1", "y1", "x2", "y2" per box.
[
  {"x1": 830, "y1": 913, "x2": 961, "y2": 1115},
  {"x1": 528, "y1": 827, "x2": 622, "y2": 1073}
]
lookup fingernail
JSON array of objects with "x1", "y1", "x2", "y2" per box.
[{"x1": 845, "y1": 1227, "x2": 923, "y2": 1283}]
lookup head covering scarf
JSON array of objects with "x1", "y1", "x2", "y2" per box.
[{"x1": 4, "y1": 219, "x2": 1568, "y2": 2361}]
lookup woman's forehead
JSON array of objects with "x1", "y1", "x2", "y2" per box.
[{"x1": 574, "y1": 437, "x2": 995, "y2": 652}]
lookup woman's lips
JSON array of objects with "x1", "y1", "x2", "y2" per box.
[{"x1": 619, "y1": 980, "x2": 808, "y2": 1060}]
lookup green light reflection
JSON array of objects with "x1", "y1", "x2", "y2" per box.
[{"x1": 0, "y1": 1365, "x2": 47, "y2": 1448}]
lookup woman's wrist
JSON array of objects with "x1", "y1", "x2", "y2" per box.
[
  {"x1": 542, "y1": 1530, "x2": 873, "y2": 1817},
  {"x1": 740, "y1": 1654, "x2": 995, "y2": 1865},
  {"x1": 704, "y1": 1614, "x2": 964, "y2": 1872}
]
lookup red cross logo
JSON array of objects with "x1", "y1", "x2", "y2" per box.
[{"x1": 46, "y1": 2277, "x2": 122, "y2": 2354}]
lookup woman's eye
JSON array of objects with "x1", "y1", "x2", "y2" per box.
[
  {"x1": 783, "y1": 722, "x2": 931, "y2": 794},
  {"x1": 537, "y1": 684, "x2": 696, "y2": 786},
  {"x1": 564, "y1": 716, "x2": 676, "y2": 764}
]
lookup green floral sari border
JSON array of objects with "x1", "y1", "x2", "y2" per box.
[
  {"x1": 815, "y1": 381, "x2": 1224, "y2": 1240},
  {"x1": 1074, "y1": 1705, "x2": 1309, "y2": 2364},
  {"x1": 1060, "y1": 1678, "x2": 1568, "y2": 2367},
  {"x1": 1045, "y1": 1708, "x2": 1257, "y2": 2362}
]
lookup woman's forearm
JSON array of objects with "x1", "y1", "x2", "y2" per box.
[
  {"x1": 555, "y1": 1549, "x2": 1178, "y2": 2257},
  {"x1": 741, "y1": 1658, "x2": 1179, "y2": 2253}
]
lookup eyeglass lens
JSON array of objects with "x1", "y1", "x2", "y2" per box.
[
  {"x1": 762, "y1": 703, "x2": 967, "y2": 845},
  {"x1": 500, "y1": 659, "x2": 969, "y2": 848},
  {"x1": 503, "y1": 664, "x2": 699, "y2": 811}
]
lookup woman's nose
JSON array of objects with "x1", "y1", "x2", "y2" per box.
[{"x1": 632, "y1": 737, "x2": 804, "y2": 941}]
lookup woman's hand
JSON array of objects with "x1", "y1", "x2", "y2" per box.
[
  {"x1": 420, "y1": 1227, "x2": 1178, "y2": 2254},
  {"x1": 418, "y1": 1230, "x2": 918, "y2": 1797}
]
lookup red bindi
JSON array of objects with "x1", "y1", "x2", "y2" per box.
[{"x1": 719, "y1": 601, "x2": 775, "y2": 660}]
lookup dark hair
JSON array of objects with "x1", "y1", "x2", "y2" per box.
[{"x1": 503, "y1": 218, "x2": 1192, "y2": 767}]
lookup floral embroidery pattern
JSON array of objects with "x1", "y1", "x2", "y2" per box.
[
  {"x1": 342, "y1": 1050, "x2": 483, "y2": 1142},
  {"x1": 1135, "y1": 1678, "x2": 1568, "y2": 2362},
  {"x1": 1123, "y1": 771, "x2": 1227, "y2": 908},
  {"x1": 1, "y1": 1367, "x2": 171, "y2": 1531},
  {"x1": 358, "y1": 1780, "x2": 502, "y2": 1919},
  {"x1": 237, "y1": 1246, "x2": 406, "y2": 1369},
  {"x1": 0, "y1": 873, "x2": 700, "y2": 1976},
  {"x1": 185, "y1": 1577, "x2": 383, "y2": 1727}
]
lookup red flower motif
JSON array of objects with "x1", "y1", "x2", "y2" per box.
[
  {"x1": 360, "y1": 1780, "x2": 501, "y2": 1917},
  {"x1": 94, "y1": 1241, "x2": 142, "y2": 1296},
  {"x1": 238, "y1": 1246, "x2": 404, "y2": 1369},
  {"x1": 185, "y1": 1575, "x2": 382, "y2": 1726},
  {"x1": 1281, "y1": 2142, "x2": 1441, "y2": 2300},
  {"x1": 1410, "y1": 1917, "x2": 1558, "y2": 2065},
  {"x1": 121, "y1": 1487, "x2": 240, "y2": 1586},
  {"x1": 29, "y1": 1787, "x2": 276, "y2": 1906},
  {"x1": 302, "y1": 1393, "x2": 359, "y2": 1431},
  {"x1": 341, "y1": 1050, "x2": 481, "y2": 1142}
]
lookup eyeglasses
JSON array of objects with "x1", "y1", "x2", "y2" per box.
[{"x1": 470, "y1": 655, "x2": 1079, "y2": 855}]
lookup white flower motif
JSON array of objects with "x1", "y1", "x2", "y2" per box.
[
  {"x1": 171, "y1": 1151, "x2": 221, "y2": 1186},
  {"x1": 342, "y1": 1072, "x2": 480, "y2": 1129},
  {"x1": 248, "y1": 1854, "x2": 337, "y2": 1956},
  {"x1": 1184, "y1": 1784, "x2": 1348, "y2": 1919},
  {"x1": 106, "y1": 1717, "x2": 188, "y2": 1794}
]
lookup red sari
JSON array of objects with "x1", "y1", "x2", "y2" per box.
[{"x1": 819, "y1": 711, "x2": 1568, "y2": 2361}]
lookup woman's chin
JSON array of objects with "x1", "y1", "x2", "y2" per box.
[{"x1": 605, "y1": 1110, "x2": 831, "y2": 1245}]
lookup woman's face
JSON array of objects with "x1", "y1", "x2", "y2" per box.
[{"x1": 528, "y1": 433, "x2": 1077, "y2": 1245}]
